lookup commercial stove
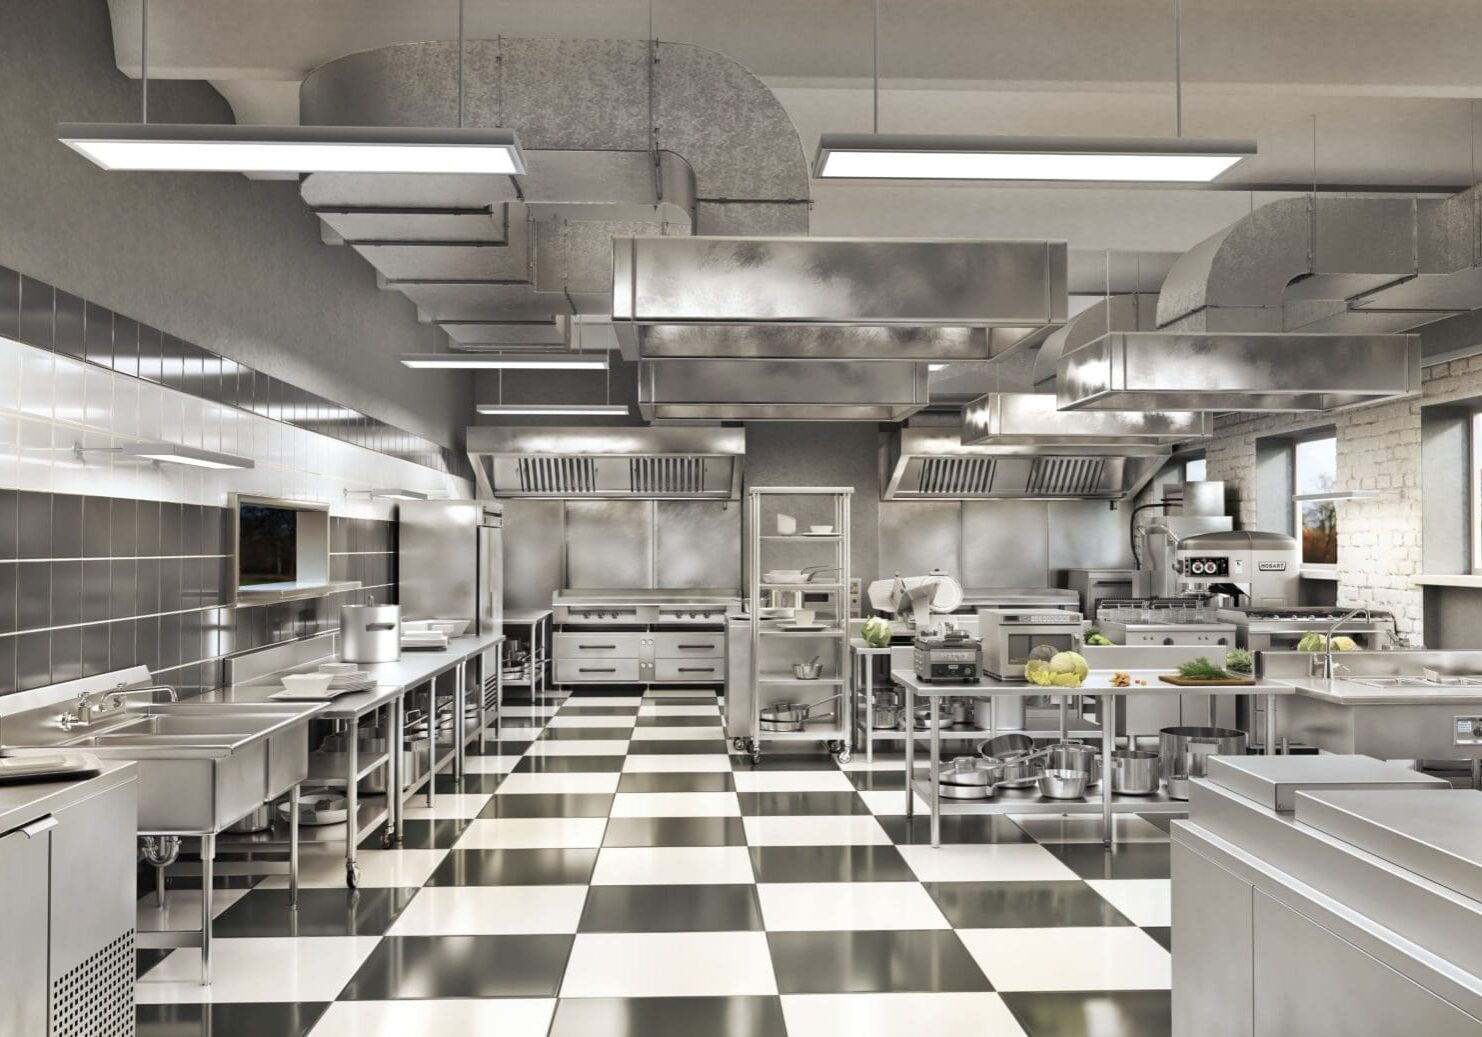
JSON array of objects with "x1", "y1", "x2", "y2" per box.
[
  {"x1": 1095, "y1": 597, "x2": 1236, "y2": 648},
  {"x1": 1219, "y1": 606, "x2": 1398, "y2": 652},
  {"x1": 551, "y1": 589, "x2": 742, "y2": 686}
]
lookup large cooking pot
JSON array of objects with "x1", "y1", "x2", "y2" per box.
[
  {"x1": 869, "y1": 689, "x2": 904, "y2": 730},
  {"x1": 1160, "y1": 726, "x2": 1247, "y2": 799},
  {"x1": 1109, "y1": 749, "x2": 1161, "y2": 795},
  {"x1": 937, "y1": 756, "x2": 1005, "y2": 800},
  {"x1": 1043, "y1": 742, "x2": 1101, "y2": 787}
]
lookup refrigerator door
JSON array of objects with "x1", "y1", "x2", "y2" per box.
[{"x1": 478, "y1": 519, "x2": 504, "y2": 635}]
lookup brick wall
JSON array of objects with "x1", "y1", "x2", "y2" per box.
[{"x1": 1193, "y1": 359, "x2": 1482, "y2": 642}]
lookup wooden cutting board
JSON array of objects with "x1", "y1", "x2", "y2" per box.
[{"x1": 1158, "y1": 673, "x2": 1256, "y2": 687}]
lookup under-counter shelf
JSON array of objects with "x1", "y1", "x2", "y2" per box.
[
  {"x1": 909, "y1": 773, "x2": 1188, "y2": 815},
  {"x1": 757, "y1": 627, "x2": 847, "y2": 638},
  {"x1": 757, "y1": 676, "x2": 847, "y2": 685}
]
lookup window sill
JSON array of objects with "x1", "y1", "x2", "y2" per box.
[
  {"x1": 1300, "y1": 569, "x2": 1339, "y2": 582},
  {"x1": 236, "y1": 580, "x2": 362, "y2": 604},
  {"x1": 1413, "y1": 575, "x2": 1482, "y2": 589}
]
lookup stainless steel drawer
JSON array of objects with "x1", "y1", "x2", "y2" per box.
[
  {"x1": 554, "y1": 632, "x2": 644, "y2": 660},
  {"x1": 654, "y1": 632, "x2": 725, "y2": 658},
  {"x1": 655, "y1": 658, "x2": 725, "y2": 682},
  {"x1": 556, "y1": 658, "x2": 642, "y2": 683}
]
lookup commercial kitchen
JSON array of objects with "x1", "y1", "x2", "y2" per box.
[{"x1": 6, "y1": 1, "x2": 1482, "y2": 1035}]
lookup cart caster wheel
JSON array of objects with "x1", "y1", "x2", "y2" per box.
[
  {"x1": 750, "y1": 752, "x2": 762, "y2": 766},
  {"x1": 380, "y1": 830, "x2": 395, "y2": 849},
  {"x1": 836, "y1": 750, "x2": 852, "y2": 764},
  {"x1": 346, "y1": 864, "x2": 361, "y2": 889},
  {"x1": 731, "y1": 738, "x2": 746, "y2": 753}
]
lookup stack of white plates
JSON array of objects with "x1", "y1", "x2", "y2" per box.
[
  {"x1": 401, "y1": 631, "x2": 449, "y2": 651},
  {"x1": 316, "y1": 665, "x2": 375, "y2": 692}
]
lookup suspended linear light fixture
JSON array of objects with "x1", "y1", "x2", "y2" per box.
[
  {"x1": 346, "y1": 488, "x2": 430, "y2": 501},
  {"x1": 814, "y1": 0, "x2": 1254, "y2": 182},
  {"x1": 402, "y1": 352, "x2": 608, "y2": 370},
  {"x1": 476, "y1": 309, "x2": 629, "y2": 416},
  {"x1": 61, "y1": 0, "x2": 526, "y2": 176}
]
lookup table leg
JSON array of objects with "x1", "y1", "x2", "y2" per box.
[
  {"x1": 199, "y1": 833, "x2": 214, "y2": 986},
  {"x1": 476, "y1": 658, "x2": 486, "y2": 755},
  {"x1": 929, "y1": 696, "x2": 942, "y2": 848},
  {"x1": 454, "y1": 664, "x2": 467, "y2": 782},
  {"x1": 1266, "y1": 693, "x2": 1278, "y2": 755},
  {"x1": 496, "y1": 642, "x2": 505, "y2": 739},
  {"x1": 389, "y1": 695, "x2": 403, "y2": 846},
  {"x1": 864, "y1": 654, "x2": 874, "y2": 767},
  {"x1": 904, "y1": 681, "x2": 915, "y2": 819},
  {"x1": 289, "y1": 782, "x2": 300, "y2": 908},
  {"x1": 346, "y1": 721, "x2": 360, "y2": 883},
  {"x1": 1102, "y1": 693, "x2": 1115, "y2": 849},
  {"x1": 1059, "y1": 695, "x2": 1069, "y2": 742},
  {"x1": 426, "y1": 683, "x2": 436, "y2": 808}
]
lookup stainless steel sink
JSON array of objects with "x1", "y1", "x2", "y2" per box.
[{"x1": 7, "y1": 700, "x2": 327, "y2": 834}]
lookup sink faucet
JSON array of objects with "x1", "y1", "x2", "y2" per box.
[
  {"x1": 59, "y1": 682, "x2": 179, "y2": 729},
  {"x1": 1321, "y1": 607, "x2": 1370, "y2": 679}
]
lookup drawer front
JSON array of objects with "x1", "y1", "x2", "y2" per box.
[
  {"x1": 655, "y1": 658, "x2": 725, "y2": 682},
  {"x1": 554, "y1": 632, "x2": 644, "y2": 660},
  {"x1": 556, "y1": 658, "x2": 642, "y2": 683},
  {"x1": 654, "y1": 632, "x2": 726, "y2": 658}
]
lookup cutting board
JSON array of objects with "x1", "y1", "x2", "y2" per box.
[{"x1": 1158, "y1": 674, "x2": 1256, "y2": 687}]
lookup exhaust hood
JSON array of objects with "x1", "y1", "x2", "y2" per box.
[
  {"x1": 1056, "y1": 331, "x2": 1423, "y2": 413},
  {"x1": 612, "y1": 236, "x2": 1067, "y2": 363},
  {"x1": 465, "y1": 426, "x2": 743, "y2": 500},
  {"x1": 962, "y1": 392, "x2": 1210, "y2": 447},
  {"x1": 881, "y1": 427, "x2": 1165, "y2": 501},
  {"x1": 637, "y1": 359, "x2": 929, "y2": 423}
]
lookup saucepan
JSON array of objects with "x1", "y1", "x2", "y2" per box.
[
  {"x1": 759, "y1": 693, "x2": 838, "y2": 733},
  {"x1": 937, "y1": 756, "x2": 1005, "y2": 800}
]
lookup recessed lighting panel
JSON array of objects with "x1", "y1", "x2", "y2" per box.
[{"x1": 476, "y1": 404, "x2": 630, "y2": 417}]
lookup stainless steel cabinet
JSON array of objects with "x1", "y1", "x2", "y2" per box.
[
  {"x1": 654, "y1": 632, "x2": 725, "y2": 657},
  {"x1": 554, "y1": 632, "x2": 646, "y2": 659},
  {"x1": 0, "y1": 822, "x2": 50, "y2": 1036}
]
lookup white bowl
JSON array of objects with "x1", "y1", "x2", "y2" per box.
[
  {"x1": 809, "y1": 525, "x2": 834, "y2": 534},
  {"x1": 432, "y1": 618, "x2": 472, "y2": 637},
  {"x1": 281, "y1": 673, "x2": 336, "y2": 697}
]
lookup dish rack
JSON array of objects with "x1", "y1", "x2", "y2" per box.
[{"x1": 742, "y1": 487, "x2": 853, "y2": 765}]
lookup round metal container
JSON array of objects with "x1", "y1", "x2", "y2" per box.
[
  {"x1": 1038, "y1": 768, "x2": 1089, "y2": 800},
  {"x1": 1043, "y1": 742, "x2": 1101, "y2": 787},
  {"x1": 937, "y1": 756, "x2": 1003, "y2": 799},
  {"x1": 979, "y1": 733, "x2": 1035, "y2": 759},
  {"x1": 1160, "y1": 726, "x2": 1247, "y2": 800},
  {"x1": 224, "y1": 803, "x2": 273, "y2": 834},
  {"x1": 995, "y1": 750, "x2": 1044, "y2": 789},
  {"x1": 1110, "y1": 749, "x2": 1161, "y2": 795}
]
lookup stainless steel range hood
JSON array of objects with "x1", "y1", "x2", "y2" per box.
[
  {"x1": 962, "y1": 392, "x2": 1211, "y2": 447},
  {"x1": 881, "y1": 427, "x2": 1165, "y2": 500},
  {"x1": 465, "y1": 426, "x2": 744, "y2": 499},
  {"x1": 1057, "y1": 331, "x2": 1423, "y2": 412},
  {"x1": 612, "y1": 236, "x2": 1068, "y2": 362},
  {"x1": 638, "y1": 359, "x2": 929, "y2": 422}
]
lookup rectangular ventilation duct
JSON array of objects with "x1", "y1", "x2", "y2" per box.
[
  {"x1": 637, "y1": 359, "x2": 929, "y2": 422},
  {"x1": 1057, "y1": 331, "x2": 1424, "y2": 412},
  {"x1": 962, "y1": 392, "x2": 1211, "y2": 447}
]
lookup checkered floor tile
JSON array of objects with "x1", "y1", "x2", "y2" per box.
[{"x1": 136, "y1": 688, "x2": 1174, "y2": 1036}]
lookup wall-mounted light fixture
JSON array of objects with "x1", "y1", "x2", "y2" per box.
[
  {"x1": 345, "y1": 488, "x2": 430, "y2": 501},
  {"x1": 75, "y1": 440, "x2": 255, "y2": 470}
]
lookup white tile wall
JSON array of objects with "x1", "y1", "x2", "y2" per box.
[{"x1": 0, "y1": 335, "x2": 472, "y2": 517}]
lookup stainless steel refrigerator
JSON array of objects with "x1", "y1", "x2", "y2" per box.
[{"x1": 397, "y1": 500, "x2": 504, "y2": 635}]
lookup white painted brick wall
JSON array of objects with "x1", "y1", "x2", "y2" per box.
[{"x1": 1191, "y1": 361, "x2": 1482, "y2": 641}]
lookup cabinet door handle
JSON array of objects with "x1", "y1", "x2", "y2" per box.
[
  {"x1": 677, "y1": 644, "x2": 714, "y2": 650},
  {"x1": 15, "y1": 815, "x2": 57, "y2": 839},
  {"x1": 579, "y1": 644, "x2": 617, "y2": 650},
  {"x1": 678, "y1": 667, "x2": 715, "y2": 673},
  {"x1": 580, "y1": 667, "x2": 617, "y2": 674}
]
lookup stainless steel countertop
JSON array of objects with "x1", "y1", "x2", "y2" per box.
[
  {"x1": 1276, "y1": 676, "x2": 1482, "y2": 705},
  {"x1": 1206, "y1": 754, "x2": 1448, "y2": 812},
  {"x1": 200, "y1": 631, "x2": 506, "y2": 719},
  {"x1": 504, "y1": 608, "x2": 554, "y2": 623},
  {"x1": 891, "y1": 668, "x2": 1293, "y2": 698},
  {"x1": 0, "y1": 759, "x2": 136, "y2": 833},
  {"x1": 554, "y1": 588, "x2": 742, "y2": 605}
]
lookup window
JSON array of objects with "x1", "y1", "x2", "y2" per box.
[{"x1": 1293, "y1": 434, "x2": 1338, "y2": 565}]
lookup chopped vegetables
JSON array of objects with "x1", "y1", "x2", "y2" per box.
[{"x1": 1225, "y1": 648, "x2": 1254, "y2": 674}]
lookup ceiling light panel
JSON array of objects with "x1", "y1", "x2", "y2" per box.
[
  {"x1": 121, "y1": 441, "x2": 255, "y2": 470},
  {"x1": 476, "y1": 404, "x2": 630, "y2": 417},
  {"x1": 58, "y1": 124, "x2": 526, "y2": 175},
  {"x1": 401, "y1": 353, "x2": 608, "y2": 370},
  {"x1": 814, "y1": 133, "x2": 1255, "y2": 182}
]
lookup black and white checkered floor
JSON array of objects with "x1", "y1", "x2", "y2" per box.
[{"x1": 135, "y1": 687, "x2": 1175, "y2": 1036}]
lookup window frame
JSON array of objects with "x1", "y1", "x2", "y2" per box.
[
  {"x1": 1470, "y1": 411, "x2": 1482, "y2": 573},
  {"x1": 1290, "y1": 430, "x2": 1340, "y2": 569}
]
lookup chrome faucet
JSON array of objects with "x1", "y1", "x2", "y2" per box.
[
  {"x1": 1321, "y1": 607, "x2": 1370, "y2": 679},
  {"x1": 59, "y1": 682, "x2": 179, "y2": 729}
]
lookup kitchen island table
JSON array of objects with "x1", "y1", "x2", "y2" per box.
[{"x1": 892, "y1": 669, "x2": 1294, "y2": 848}]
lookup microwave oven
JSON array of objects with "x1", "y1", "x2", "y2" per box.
[{"x1": 978, "y1": 607, "x2": 1084, "y2": 680}]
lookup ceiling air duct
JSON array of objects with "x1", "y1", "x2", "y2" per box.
[
  {"x1": 612, "y1": 237, "x2": 1067, "y2": 363},
  {"x1": 962, "y1": 392, "x2": 1210, "y2": 448},
  {"x1": 637, "y1": 359, "x2": 928, "y2": 422},
  {"x1": 1056, "y1": 331, "x2": 1422, "y2": 412},
  {"x1": 880, "y1": 428, "x2": 1164, "y2": 501},
  {"x1": 465, "y1": 426, "x2": 743, "y2": 500}
]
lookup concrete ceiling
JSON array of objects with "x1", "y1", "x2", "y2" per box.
[{"x1": 103, "y1": 0, "x2": 1482, "y2": 281}]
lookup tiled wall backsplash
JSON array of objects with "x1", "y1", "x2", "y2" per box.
[{"x1": 0, "y1": 294, "x2": 473, "y2": 696}]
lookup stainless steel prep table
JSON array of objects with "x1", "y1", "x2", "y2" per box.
[
  {"x1": 892, "y1": 669, "x2": 1293, "y2": 848},
  {"x1": 204, "y1": 632, "x2": 504, "y2": 885}
]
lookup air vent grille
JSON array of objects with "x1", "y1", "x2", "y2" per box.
[
  {"x1": 1027, "y1": 456, "x2": 1107, "y2": 496},
  {"x1": 52, "y1": 929, "x2": 134, "y2": 1037},
  {"x1": 631, "y1": 456, "x2": 707, "y2": 495},
  {"x1": 918, "y1": 457, "x2": 996, "y2": 496},
  {"x1": 518, "y1": 456, "x2": 596, "y2": 494}
]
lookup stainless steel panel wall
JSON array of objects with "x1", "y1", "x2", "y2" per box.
[
  {"x1": 657, "y1": 501, "x2": 741, "y2": 588},
  {"x1": 878, "y1": 501, "x2": 961, "y2": 578},
  {"x1": 502, "y1": 499, "x2": 565, "y2": 609},
  {"x1": 398, "y1": 500, "x2": 481, "y2": 621},
  {"x1": 566, "y1": 500, "x2": 653, "y2": 588},
  {"x1": 964, "y1": 500, "x2": 1050, "y2": 586},
  {"x1": 1048, "y1": 500, "x2": 1134, "y2": 570}
]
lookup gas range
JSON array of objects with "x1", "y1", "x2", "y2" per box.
[
  {"x1": 1218, "y1": 606, "x2": 1397, "y2": 651},
  {"x1": 552, "y1": 588, "x2": 743, "y2": 627}
]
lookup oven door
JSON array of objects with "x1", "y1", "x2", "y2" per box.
[{"x1": 1005, "y1": 629, "x2": 1079, "y2": 668}]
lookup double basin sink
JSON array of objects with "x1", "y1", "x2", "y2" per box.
[{"x1": 9, "y1": 701, "x2": 327, "y2": 835}]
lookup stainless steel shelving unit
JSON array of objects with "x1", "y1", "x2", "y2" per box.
[
  {"x1": 501, "y1": 608, "x2": 552, "y2": 700},
  {"x1": 744, "y1": 487, "x2": 853, "y2": 764}
]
